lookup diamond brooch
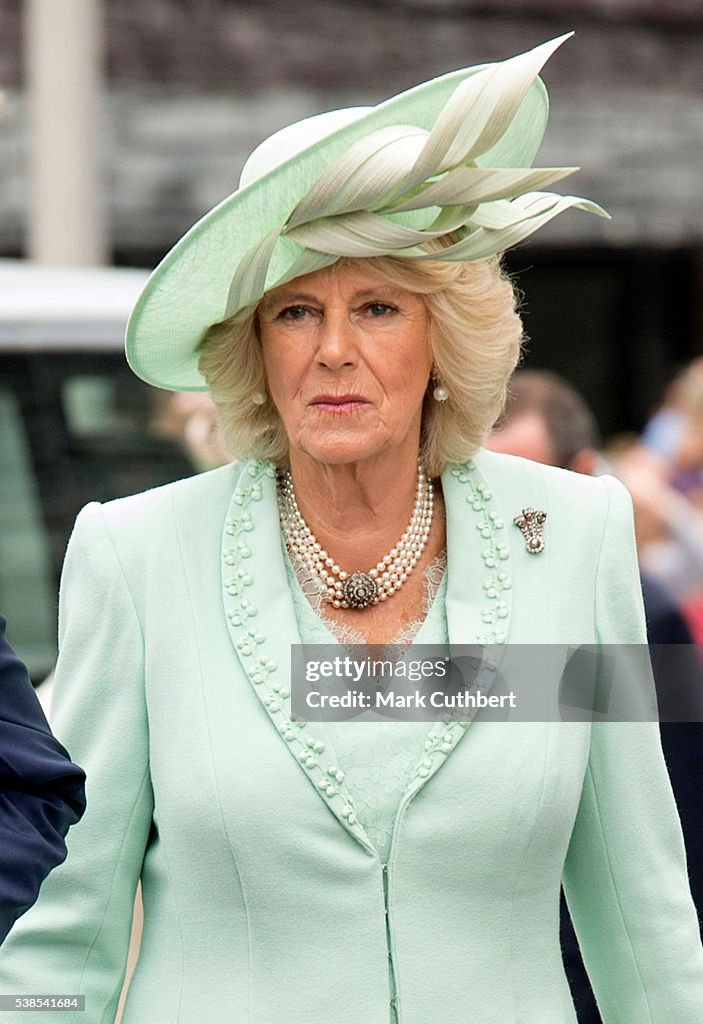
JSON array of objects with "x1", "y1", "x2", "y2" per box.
[{"x1": 513, "y1": 507, "x2": 547, "y2": 554}]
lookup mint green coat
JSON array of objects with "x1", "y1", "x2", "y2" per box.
[{"x1": 1, "y1": 449, "x2": 702, "y2": 1023}]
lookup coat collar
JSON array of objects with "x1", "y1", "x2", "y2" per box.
[{"x1": 220, "y1": 455, "x2": 514, "y2": 856}]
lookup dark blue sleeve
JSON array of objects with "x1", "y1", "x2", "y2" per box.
[{"x1": 0, "y1": 614, "x2": 86, "y2": 945}]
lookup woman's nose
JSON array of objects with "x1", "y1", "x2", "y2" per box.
[{"x1": 315, "y1": 313, "x2": 359, "y2": 369}]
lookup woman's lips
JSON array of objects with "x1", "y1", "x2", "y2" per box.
[{"x1": 310, "y1": 395, "x2": 368, "y2": 413}]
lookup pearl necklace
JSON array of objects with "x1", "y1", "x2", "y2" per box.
[{"x1": 277, "y1": 462, "x2": 434, "y2": 610}]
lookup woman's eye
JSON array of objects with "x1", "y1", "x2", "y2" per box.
[
  {"x1": 278, "y1": 305, "x2": 310, "y2": 321},
  {"x1": 365, "y1": 302, "x2": 396, "y2": 317}
]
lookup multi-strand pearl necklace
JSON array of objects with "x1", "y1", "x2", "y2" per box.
[{"x1": 277, "y1": 462, "x2": 434, "y2": 609}]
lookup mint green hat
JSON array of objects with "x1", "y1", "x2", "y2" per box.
[{"x1": 125, "y1": 33, "x2": 606, "y2": 392}]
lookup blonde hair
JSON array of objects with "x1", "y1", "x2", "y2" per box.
[{"x1": 197, "y1": 253, "x2": 524, "y2": 477}]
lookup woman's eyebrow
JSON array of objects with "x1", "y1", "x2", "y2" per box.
[
  {"x1": 260, "y1": 291, "x2": 320, "y2": 312},
  {"x1": 352, "y1": 288, "x2": 403, "y2": 300},
  {"x1": 261, "y1": 285, "x2": 404, "y2": 312}
]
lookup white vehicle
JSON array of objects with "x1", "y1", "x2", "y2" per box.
[{"x1": 0, "y1": 260, "x2": 193, "y2": 678}]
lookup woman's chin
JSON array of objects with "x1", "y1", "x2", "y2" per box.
[
  {"x1": 297, "y1": 446, "x2": 381, "y2": 467},
  {"x1": 293, "y1": 432, "x2": 392, "y2": 468},
  {"x1": 288, "y1": 411, "x2": 421, "y2": 467}
]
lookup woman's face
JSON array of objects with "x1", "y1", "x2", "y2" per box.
[{"x1": 258, "y1": 264, "x2": 432, "y2": 467}]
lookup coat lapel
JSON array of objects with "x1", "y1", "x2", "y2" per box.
[
  {"x1": 396, "y1": 457, "x2": 516, "y2": 798},
  {"x1": 442, "y1": 456, "x2": 514, "y2": 647},
  {"x1": 220, "y1": 454, "x2": 519, "y2": 853},
  {"x1": 221, "y1": 458, "x2": 377, "y2": 855}
]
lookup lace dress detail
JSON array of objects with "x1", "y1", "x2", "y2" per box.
[
  {"x1": 283, "y1": 536, "x2": 449, "y2": 861},
  {"x1": 287, "y1": 543, "x2": 447, "y2": 646},
  {"x1": 392, "y1": 550, "x2": 447, "y2": 644}
]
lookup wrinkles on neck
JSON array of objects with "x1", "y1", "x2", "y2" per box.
[{"x1": 286, "y1": 446, "x2": 425, "y2": 569}]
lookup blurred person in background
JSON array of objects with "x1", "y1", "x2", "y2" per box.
[
  {"x1": 150, "y1": 391, "x2": 233, "y2": 472},
  {"x1": 607, "y1": 437, "x2": 703, "y2": 603},
  {"x1": 637, "y1": 357, "x2": 703, "y2": 642},
  {"x1": 488, "y1": 367, "x2": 703, "y2": 1024},
  {"x1": 0, "y1": 614, "x2": 86, "y2": 946},
  {"x1": 641, "y1": 356, "x2": 703, "y2": 507},
  {"x1": 488, "y1": 367, "x2": 603, "y2": 476},
  {"x1": 2, "y1": 37, "x2": 703, "y2": 1024}
]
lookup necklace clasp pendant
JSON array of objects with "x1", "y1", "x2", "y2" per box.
[{"x1": 342, "y1": 572, "x2": 378, "y2": 609}]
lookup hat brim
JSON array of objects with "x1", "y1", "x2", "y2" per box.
[{"x1": 126, "y1": 62, "x2": 549, "y2": 391}]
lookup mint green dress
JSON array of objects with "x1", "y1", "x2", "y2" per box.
[{"x1": 283, "y1": 541, "x2": 448, "y2": 1021}]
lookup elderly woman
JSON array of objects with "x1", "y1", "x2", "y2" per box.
[{"x1": 1, "y1": 35, "x2": 702, "y2": 1024}]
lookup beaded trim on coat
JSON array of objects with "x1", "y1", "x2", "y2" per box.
[{"x1": 221, "y1": 457, "x2": 512, "y2": 851}]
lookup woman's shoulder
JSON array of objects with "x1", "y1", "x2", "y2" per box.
[
  {"x1": 70, "y1": 460, "x2": 250, "y2": 555},
  {"x1": 114, "y1": 460, "x2": 240, "y2": 506},
  {"x1": 470, "y1": 447, "x2": 628, "y2": 518},
  {"x1": 466, "y1": 448, "x2": 636, "y2": 562}
]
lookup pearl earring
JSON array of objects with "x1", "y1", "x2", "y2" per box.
[
  {"x1": 431, "y1": 368, "x2": 448, "y2": 403},
  {"x1": 252, "y1": 391, "x2": 267, "y2": 406}
]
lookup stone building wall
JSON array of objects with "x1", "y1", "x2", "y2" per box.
[{"x1": 1, "y1": 0, "x2": 703, "y2": 257}]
